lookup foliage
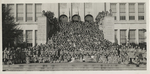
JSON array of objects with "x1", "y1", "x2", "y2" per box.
[
  {"x1": 2, "y1": 4, "x2": 22, "y2": 49},
  {"x1": 42, "y1": 11, "x2": 60, "y2": 39}
]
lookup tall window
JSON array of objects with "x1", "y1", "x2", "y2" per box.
[
  {"x1": 35, "y1": 4, "x2": 42, "y2": 21},
  {"x1": 139, "y1": 29, "x2": 145, "y2": 43},
  {"x1": 26, "y1": 30, "x2": 32, "y2": 47},
  {"x1": 17, "y1": 30, "x2": 23, "y2": 44},
  {"x1": 7, "y1": 4, "x2": 14, "y2": 16},
  {"x1": 129, "y1": 30, "x2": 135, "y2": 43},
  {"x1": 16, "y1": 4, "x2": 23, "y2": 22},
  {"x1": 120, "y1": 30, "x2": 126, "y2": 44},
  {"x1": 129, "y1": 3, "x2": 135, "y2": 20},
  {"x1": 26, "y1": 4, "x2": 33, "y2": 21},
  {"x1": 110, "y1": 3, "x2": 117, "y2": 20},
  {"x1": 119, "y1": 3, "x2": 126, "y2": 20},
  {"x1": 35, "y1": 30, "x2": 38, "y2": 45},
  {"x1": 138, "y1": 3, "x2": 144, "y2": 20}
]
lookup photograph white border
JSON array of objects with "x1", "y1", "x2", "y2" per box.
[{"x1": 0, "y1": 0, "x2": 149, "y2": 74}]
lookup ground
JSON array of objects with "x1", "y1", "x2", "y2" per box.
[{"x1": 3, "y1": 63, "x2": 146, "y2": 71}]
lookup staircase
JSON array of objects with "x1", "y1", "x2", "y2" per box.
[{"x1": 3, "y1": 63, "x2": 146, "y2": 71}]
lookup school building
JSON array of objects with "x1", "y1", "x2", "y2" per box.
[{"x1": 3, "y1": 2, "x2": 147, "y2": 47}]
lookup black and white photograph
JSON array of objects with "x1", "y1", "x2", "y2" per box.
[{"x1": 0, "y1": 0, "x2": 149, "y2": 72}]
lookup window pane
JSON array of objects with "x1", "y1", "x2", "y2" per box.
[
  {"x1": 138, "y1": 3, "x2": 144, "y2": 20},
  {"x1": 17, "y1": 4, "x2": 23, "y2": 12},
  {"x1": 120, "y1": 16, "x2": 126, "y2": 20},
  {"x1": 26, "y1": 4, "x2": 33, "y2": 21},
  {"x1": 138, "y1": 3, "x2": 144, "y2": 13},
  {"x1": 27, "y1": 13, "x2": 33, "y2": 21},
  {"x1": 26, "y1": 30, "x2": 32, "y2": 43},
  {"x1": 110, "y1": 3, "x2": 117, "y2": 20},
  {"x1": 7, "y1": 4, "x2": 14, "y2": 16},
  {"x1": 129, "y1": 30, "x2": 135, "y2": 43},
  {"x1": 120, "y1": 3, "x2": 126, "y2": 13},
  {"x1": 110, "y1": 3, "x2": 116, "y2": 12},
  {"x1": 35, "y1": 30, "x2": 38, "y2": 44},
  {"x1": 35, "y1": 4, "x2": 42, "y2": 21},
  {"x1": 139, "y1": 30, "x2": 145, "y2": 43},
  {"x1": 129, "y1": 16, "x2": 135, "y2": 20},
  {"x1": 129, "y1": 3, "x2": 135, "y2": 13},
  {"x1": 120, "y1": 30, "x2": 126, "y2": 44},
  {"x1": 138, "y1": 16, "x2": 144, "y2": 20},
  {"x1": 16, "y1": 4, "x2": 23, "y2": 21},
  {"x1": 17, "y1": 30, "x2": 23, "y2": 43},
  {"x1": 35, "y1": 4, "x2": 42, "y2": 12}
]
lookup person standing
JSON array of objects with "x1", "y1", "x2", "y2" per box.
[{"x1": 3, "y1": 47, "x2": 8, "y2": 64}]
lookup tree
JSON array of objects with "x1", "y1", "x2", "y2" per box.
[
  {"x1": 42, "y1": 10, "x2": 60, "y2": 39},
  {"x1": 2, "y1": 4, "x2": 22, "y2": 49}
]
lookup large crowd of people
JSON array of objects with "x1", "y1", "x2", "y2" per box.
[{"x1": 3, "y1": 21, "x2": 147, "y2": 66}]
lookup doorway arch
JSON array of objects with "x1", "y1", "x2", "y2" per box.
[
  {"x1": 59, "y1": 14, "x2": 68, "y2": 23},
  {"x1": 72, "y1": 14, "x2": 81, "y2": 22},
  {"x1": 84, "y1": 14, "x2": 94, "y2": 22}
]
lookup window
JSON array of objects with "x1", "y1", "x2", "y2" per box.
[
  {"x1": 129, "y1": 16, "x2": 135, "y2": 20},
  {"x1": 110, "y1": 3, "x2": 117, "y2": 20},
  {"x1": 138, "y1": 3, "x2": 144, "y2": 20},
  {"x1": 16, "y1": 4, "x2": 23, "y2": 21},
  {"x1": 35, "y1": 30, "x2": 38, "y2": 45},
  {"x1": 120, "y1": 30, "x2": 126, "y2": 44},
  {"x1": 7, "y1": 4, "x2": 14, "y2": 16},
  {"x1": 26, "y1": 30, "x2": 32, "y2": 47},
  {"x1": 60, "y1": 3, "x2": 67, "y2": 9},
  {"x1": 129, "y1": 30, "x2": 135, "y2": 43},
  {"x1": 26, "y1": 4, "x2": 33, "y2": 21},
  {"x1": 129, "y1": 3, "x2": 135, "y2": 20},
  {"x1": 35, "y1": 4, "x2": 42, "y2": 21},
  {"x1": 119, "y1": 3, "x2": 126, "y2": 20},
  {"x1": 85, "y1": 3, "x2": 92, "y2": 9},
  {"x1": 139, "y1": 29, "x2": 145, "y2": 43}
]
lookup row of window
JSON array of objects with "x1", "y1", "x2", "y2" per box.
[
  {"x1": 16, "y1": 30, "x2": 37, "y2": 47},
  {"x1": 16, "y1": 29, "x2": 145, "y2": 47},
  {"x1": 114, "y1": 29, "x2": 146, "y2": 44},
  {"x1": 7, "y1": 3, "x2": 42, "y2": 22},
  {"x1": 110, "y1": 3, "x2": 145, "y2": 20}
]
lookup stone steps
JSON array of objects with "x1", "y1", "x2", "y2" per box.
[{"x1": 3, "y1": 63, "x2": 146, "y2": 71}]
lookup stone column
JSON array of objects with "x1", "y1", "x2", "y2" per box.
[
  {"x1": 79, "y1": 3, "x2": 84, "y2": 21},
  {"x1": 126, "y1": 3, "x2": 129, "y2": 21},
  {"x1": 135, "y1": 3, "x2": 138, "y2": 21},
  {"x1": 32, "y1": 30, "x2": 35, "y2": 47},
  {"x1": 136, "y1": 29, "x2": 139, "y2": 44},
  {"x1": 103, "y1": 16, "x2": 115, "y2": 43},
  {"x1": 32, "y1": 3, "x2": 35, "y2": 22},
  {"x1": 37, "y1": 16, "x2": 48, "y2": 45},
  {"x1": 23, "y1": 30, "x2": 26, "y2": 42},
  {"x1": 14, "y1": 3, "x2": 16, "y2": 22},
  {"x1": 116, "y1": 3, "x2": 119, "y2": 21},
  {"x1": 117, "y1": 29, "x2": 120, "y2": 45},
  {"x1": 23, "y1": 3, "x2": 26, "y2": 22}
]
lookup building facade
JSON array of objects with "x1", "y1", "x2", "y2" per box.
[{"x1": 4, "y1": 3, "x2": 146, "y2": 47}]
